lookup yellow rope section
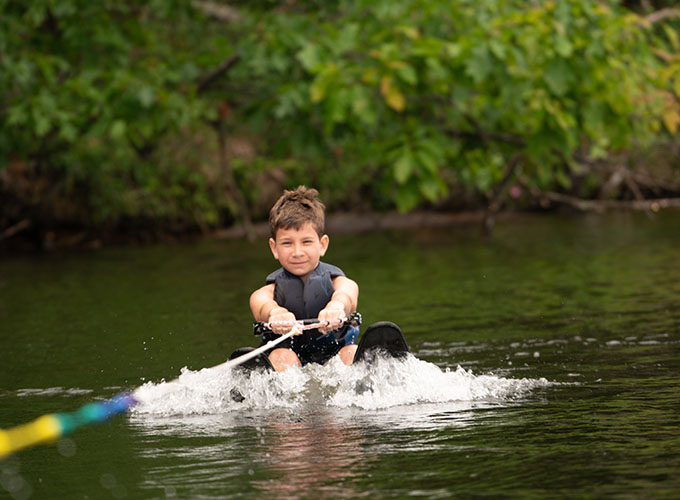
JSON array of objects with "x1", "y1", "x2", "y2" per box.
[{"x1": 0, "y1": 414, "x2": 62, "y2": 458}]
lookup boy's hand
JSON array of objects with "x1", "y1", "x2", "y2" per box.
[
  {"x1": 268, "y1": 307, "x2": 297, "y2": 334},
  {"x1": 318, "y1": 300, "x2": 346, "y2": 334}
]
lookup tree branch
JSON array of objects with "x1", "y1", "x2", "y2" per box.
[
  {"x1": 214, "y1": 121, "x2": 254, "y2": 241},
  {"x1": 444, "y1": 127, "x2": 527, "y2": 147},
  {"x1": 543, "y1": 192, "x2": 680, "y2": 212},
  {"x1": 482, "y1": 152, "x2": 522, "y2": 241},
  {"x1": 0, "y1": 219, "x2": 32, "y2": 241},
  {"x1": 192, "y1": 1, "x2": 241, "y2": 22},
  {"x1": 197, "y1": 55, "x2": 241, "y2": 94},
  {"x1": 646, "y1": 8, "x2": 680, "y2": 25}
]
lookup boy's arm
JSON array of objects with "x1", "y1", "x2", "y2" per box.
[
  {"x1": 249, "y1": 284, "x2": 296, "y2": 333},
  {"x1": 318, "y1": 276, "x2": 359, "y2": 332}
]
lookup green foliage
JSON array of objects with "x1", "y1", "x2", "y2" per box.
[
  {"x1": 652, "y1": 19, "x2": 680, "y2": 135},
  {"x1": 0, "y1": 0, "x2": 213, "y2": 226},
  {"x1": 1, "y1": 0, "x2": 676, "y2": 236},
  {"x1": 235, "y1": 0, "x2": 668, "y2": 210}
]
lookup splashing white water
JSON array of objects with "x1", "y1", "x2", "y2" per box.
[{"x1": 131, "y1": 354, "x2": 551, "y2": 416}]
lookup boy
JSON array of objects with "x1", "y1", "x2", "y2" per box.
[{"x1": 249, "y1": 186, "x2": 359, "y2": 371}]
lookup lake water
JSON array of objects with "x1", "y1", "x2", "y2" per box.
[{"x1": 1, "y1": 211, "x2": 678, "y2": 499}]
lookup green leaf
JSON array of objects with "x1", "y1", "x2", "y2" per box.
[
  {"x1": 556, "y1": 168, "x2": 572, "y2": 189},
  {"x1": 544, "y1": 59, "x2": 571, "y2": 96},
  {"x1": 415, "y1": 150, "x2": 437, "y2": 174},
  {"x1": 34, "y1": 114, "x2": 51, "y2": 136},
  {"x1": 394, "y1": 154, "x2": 413, "y2": 184},
  {"x1": 310, "y1": 65, "x2": 338, "y2": 103},
  {"x1": 444, "y1": 42, "x2": 462, "y2": 59},
  {"x1": 489, "y1": 40, "x2": 506, "y2": 61},
  {"x1": 25, "y1": 5, "x2": 47, "y2": 28},
  {"x1": 394, "y1": 182, "x2": 420, "y2": 212},
  {"x1": 419, "y1": 175, "x2": 443, "y2": 202},
  {"x1": 465, "y1": 45, "x2": 492, "y2": 83},
  {"x1": 327, "y1": 88, "x2": 349, "y2": 124},
  {"x1": 554, "y1": 35, "x2": 574, "y2": 58},
  {"x1": 137, "y1": 86, "x2": 156, "y2": 108},
  {"x1": 7, "y1": 105, "x2": 28, "y2": 126},
  {"x1": 396, "y1": 25, "x2": 420, "y2": 40},
  {"x1": 425, "y1": 57, "x2": 449, "y2": 84},
  {"x1": 297, "y1": 43, "x2": 322, "y2": 72},
  {"x1": 350, "y1": 86, "x2": 377, "y2": 126},
  {"x1": 419, "y1": 138, "x2": 445, "y2": 162},
  {"x1": 110, "y1": 120, "x2": 127, "y2": 140},
  {"x1": 663, "y1": 25, "x2": 680, "y2": 52},
  {"x1": 334, "y1": 23, "x2": 360, "y2": 54},
  {"x1": 396, "y1": 64, "x2": 418, "y2": 86}
]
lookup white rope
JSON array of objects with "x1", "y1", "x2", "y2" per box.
[
  {"x1": 214, "y1": 317, "x2": 342, "y2": 371},
  {"x1": 214, "y1": 324, "x2": 302, "y2": 371}
]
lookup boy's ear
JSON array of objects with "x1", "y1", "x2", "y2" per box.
[
  {"x1": 320, "y1": 234, "x2": 329, "y2": 256},
  {"x1": 269, "y1": 237, "x2": 279, "y2": 260}
]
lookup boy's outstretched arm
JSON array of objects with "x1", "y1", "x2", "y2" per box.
[
  {"x1": 250, "y1": 284, "x2": 296, "y2": 333},
  {"x1": 318, "y1": 276, "x2": 359, "y2": 332}
]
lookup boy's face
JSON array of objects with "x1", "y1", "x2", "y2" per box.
[{"x1": 269, "y1": 222, "x2": 329, "y2": 282}]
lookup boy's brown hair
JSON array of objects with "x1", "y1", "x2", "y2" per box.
[{"x1": 269, "y1": 186, "x2": 326, "y2": 238}]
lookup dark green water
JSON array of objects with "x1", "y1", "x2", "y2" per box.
[{"x1": 1, "y1": 212, "x2": 678, "y2": 499}]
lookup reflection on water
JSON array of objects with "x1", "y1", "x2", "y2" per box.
[
  {"x1": 129, "y1": 399, "x2": 536, "y2": 500},
  {"x1": 251, "y1": 411, "x2": 368, "y2": 500},
  {"x1": 128, "y1": 410, "x2": 369, "y2": 499}
]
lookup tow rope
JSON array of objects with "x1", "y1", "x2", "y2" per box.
[{"x1": 0, "y1": 313, "x2": 361, "y2": 458}]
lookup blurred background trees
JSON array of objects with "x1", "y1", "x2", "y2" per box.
[{"x1": 2, "y1": 0, "x2": 679, "y2": 247}]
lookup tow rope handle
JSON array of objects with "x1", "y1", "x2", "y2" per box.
[
  {"x1": 218, "y1": 312, "x2": 362, "y2": 372},
  {"x1": 253, "y1": 311, "x2": 362, "y2": 336}
]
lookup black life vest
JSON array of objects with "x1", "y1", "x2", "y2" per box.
[{"x1": 266, "y1": 262, "x2": 345, "y2": 319}]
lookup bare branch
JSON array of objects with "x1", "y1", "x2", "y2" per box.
[
  {"x1": 623, "y1": 173, "x2": 645, "y2": 201},
  {"x1": 444, "y1": 127, "x2": 526, "y2": 147},
  {"x1": 0, "y1": 219, "x2": 32, "y2": 241},
  {"x1": 197, "y1": 55, "x2": 241, "y2": 94},
  {"x1": 544, "y1": 192, "x2": 680, "y2": 212},
  {"x1": 214, "y1": 121, "x2": 255, "y2": 241},
  {"x1": 482, "y1": 153, "x2": 522, "y2": 241},
  {"x1": 646, "y1": 8, "x2": 680, "y2": 25},
  {"x1": 192, "y1": 1, "x2": 241, "y2": 22}
]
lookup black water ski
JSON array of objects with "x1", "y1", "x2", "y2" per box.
[
  {"x1": 353, "y1": 321, "x2": 410, "y2": 363},
  {"x1": 228, "y1": 347, "x2": 275, "y2": 372}
]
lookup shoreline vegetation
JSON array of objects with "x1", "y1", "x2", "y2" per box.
[
  {"x1": 2, "y1": 204, "x2": 679, "y2": 253},
  {"x1": 2, "y1": 1, "x2": 680, "y2": 252}
]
